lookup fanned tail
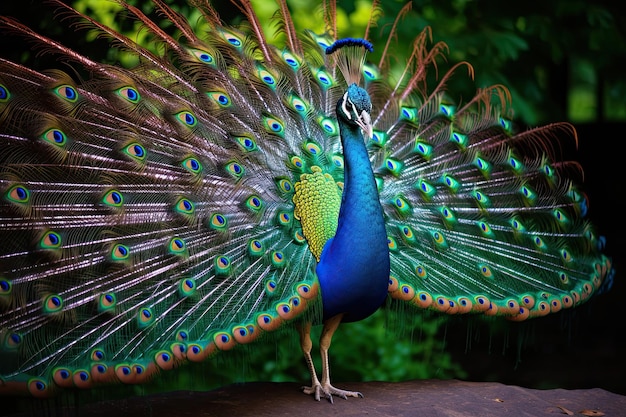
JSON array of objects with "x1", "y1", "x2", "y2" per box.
[
  {"x1": 1, "y1": 0, "x2": 340, "y2": 397},
  {"x1": 363, "y1": 37, "x2": 611, "y2": 318}
]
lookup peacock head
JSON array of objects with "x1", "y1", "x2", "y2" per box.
[
  {"x1": 337, "y1": 83, "x2": 373, "y2": 140},
  {"x1": 326, "y1": 38, "x2": 373, "y2": 140}
]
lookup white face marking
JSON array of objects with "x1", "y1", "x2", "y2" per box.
[
  {"x1": 341, "y1": 92, "x2": 351, "y2": 120},
  {"x1": 341, "y1": 91, "x2": 372, "y2": 139}
]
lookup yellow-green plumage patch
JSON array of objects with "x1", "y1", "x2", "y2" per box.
[{"x1": 292, "y1": 166, "x2": 341, "y2": 261}]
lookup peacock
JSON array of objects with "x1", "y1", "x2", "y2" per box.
[{"x1": 0, "y1": 0, "x2": 613, "y2": 404}]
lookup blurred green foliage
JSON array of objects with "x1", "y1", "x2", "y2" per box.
[
  {"x1": 4, "y1": 0, "x2": 622, "y2": 124},
  {"x1": 145, "y1": 308, "x2": 466, "y2": 392},
  {"x1": 54, "y1": 0, "x2": 626, "y2": 126}
]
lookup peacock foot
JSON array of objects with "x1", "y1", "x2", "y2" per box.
[{"x1": 301, "y1": 382, "x2": 363, "y2": 403}]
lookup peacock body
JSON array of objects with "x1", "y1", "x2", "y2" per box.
[{"x1": 0, "y1": 0, "x2": 612, "y2": 402}]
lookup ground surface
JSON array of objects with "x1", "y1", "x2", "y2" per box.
[{"x1": 8, "y1": 379, "x2": 625, "y2": 417}]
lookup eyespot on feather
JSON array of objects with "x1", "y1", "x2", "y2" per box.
[
  {"x1": 42, "y1": 294, "x2": 63, "y2": 314},
  {"x1": 393, "y1": 283, "x2": 415, "y2": 301},
  {"x1": 507, "y1": 307, "x2": 530, "y2": 322},
  {"x1": 276, "y1": 301, "x2": 298, "y2": 320},
  {"x1": 257, "y1": 311, "x2": 283, "y2": 331},
  {"x1": 72, "y1": 369, "x2": 92, "y2": 389},
  {"x1": 484, "y1": 301, "x2": 498, "y2": 316},
  {"x1": 178, "y1": 278, "x2": 196, "y2": 297},
  {"x1": 103, "y1": 190, "x2": 124, "y2": 207},
  {"x1": 0, "y1": 278, "x2": 13, "y2": 297},
  {"x1": 388, "y1": 276, "x2": 399, "y2": 292},
  {"x1": 54, "y1": 84, "x2": 78, "y2": 102},
  {"x1": 456, "y1": 297, "x2": 472, "y2": 313},
  {"x1": 40, "y1": 231, "x2": 62, "y2": 250},
  {"x1": 181, "y1": 157, "x2": 203, "y2": 174},
  {"x1": 155, "y1": 350, "x2": 176, "y2": 370},
  {"x1": 6, "y1": 184, "x2": 30, "y2": 204},
  {"x1": 186, "y1": 341, "x2": 217, "y2": 363},
  {"x1": 213, "y1": 331, "x2": 237, "y2": 351},
  {"x1": 117, "y1": 86, "x2": 141, "y2": 103},
  {"x1": 52, "y1": 368, "x2": 73, "y2": 388},
  {"x1": 232, "y1": 324, "x2": 260, "y2": 344},
  {"x1": 434, "y1": 296, "x2": 451, "y2": 313},
  {"x1": 413, "y1": 291, "x2": 433, "y2": 309},
  {"x1": 91, "y1": 363, "x2": 114, "y2": 384},
  {"x1": 122, "y1": 142, "x2": 147, "y2": 163},
  {"x1": 98, "y1": 293, "x2": 117, "y2": 313},
  {"x1": 136, "y1": 307, "x2": 155, "y2": 328},
  {"x1": 176, "y1": 110, "x2": 197, "y2": 127},
  {"x1": 168, "y1": 237, "x2": 187, "y2": 256},
  {"x1": 472, "y1": 295, "x2": 491, "y2": 312},
  {"x1": 28, "y1": 378, "x2": 53, "y2": 398},
  {"x1": 296, "y1": 282, "x2": 318, "y2": 299}
]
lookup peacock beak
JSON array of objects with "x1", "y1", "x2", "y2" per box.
[{"x1": 356, "y1": 110, "x2": 373, "y2": 140}]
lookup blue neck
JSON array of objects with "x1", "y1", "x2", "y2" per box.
[{"x1": 316, "y1": 120, "x2": 390, "y2": 322}]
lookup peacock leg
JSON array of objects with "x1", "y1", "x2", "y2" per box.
[
  {"x1": 300, "y1": 314, "x2": 363, "y2": 403},
  {"x1": 298, "y1": 321, "x2": 324, "y2": 400}
]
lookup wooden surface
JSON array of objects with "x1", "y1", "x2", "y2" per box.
[{"x1": 8, "y1": 379, "x2": 625, "y2": 417}]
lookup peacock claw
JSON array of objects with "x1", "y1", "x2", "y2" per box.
[{"x1": 301, "y1": 383, "x2": 363, "y2": 403}]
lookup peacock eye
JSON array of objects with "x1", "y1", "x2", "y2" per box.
[{"x1": 342, "y1": 99, "x2": 355, "y2": 118}]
